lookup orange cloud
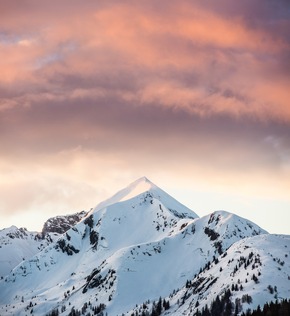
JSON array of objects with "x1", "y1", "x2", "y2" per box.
[
  {"x1": 1, "y1": 1, "x2": 290, "y2": 234},
  {"x1": 0, "y1": 1, "x2": 289, "y2": 122}
]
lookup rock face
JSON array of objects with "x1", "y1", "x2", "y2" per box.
[
  {"x1": 41, "y1": 210, "x2": 88, "y2": 235},
  {"x1": 0, "y1": 177, "x2": 289, "y2": 316}
]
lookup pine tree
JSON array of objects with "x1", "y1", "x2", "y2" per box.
[{"x1": 156, "y1": 297, "x2": 162, "y2": 315}]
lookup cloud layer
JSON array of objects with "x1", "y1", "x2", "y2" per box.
[
  {"x1": 1, "y1": 0, "x2": 290, "y2": 119},
  {"x1": 0, "y1": 0, "x2": 290, "y2": 233}
]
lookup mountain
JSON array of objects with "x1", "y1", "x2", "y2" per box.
[
  {"x1": 0, "y1": 177, "x2": 289, "y2": 316},
  {"x1": 41, "y1": 210, "x2": 88, "y2": 235},
  {"x1": 135, "y1": 234, "x2": 290, "y2": 316},
  {"x1": 0, "y1": 211, "x2": 87, "y2": 279},
  {"x1": 0, "y1": 226, "x2": 54, "y2": 280}
]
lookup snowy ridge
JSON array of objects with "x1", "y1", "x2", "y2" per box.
[
  {"x1": 0, "y1": 178, "x2": 289, "y2": 316},
  {"x1": 0, "y1": 211, "x2": 88, "y2": 279},
  {"x1": 157, "y1": 234, "x2": 290, "y2": 316},
  {"x1": 0, "y1": 226, "x2": 55, "y2": 279},
  {"x1": 91, "y1": 177, "x2": 198, "y2": 219}
]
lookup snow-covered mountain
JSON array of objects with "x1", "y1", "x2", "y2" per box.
[
  {"x1": 0, "y1": 211, "x2": 87, "y2": 279},
  {"x1": 0, "y1": 226, "x2": 54, "y2": 280},
  {"x1": 0, "y1": 177, "x2": 289, "y2": 316},
  {"x1": 162, "y1": 234, "x2": 290, "y2": 316}
]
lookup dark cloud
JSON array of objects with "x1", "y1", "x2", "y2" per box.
[{"x1": 1, "y1": 92, "x2": 289, "y2": 175}]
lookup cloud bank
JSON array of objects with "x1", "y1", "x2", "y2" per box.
[{"x1": 0, "y1": 0, "x2": 289, "y2": 233}]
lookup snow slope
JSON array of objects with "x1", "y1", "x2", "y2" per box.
[
  {"x1": 0, "y1": 177, "x2": 288, "y2": 316},
  {"x1": 0, "y1": 226, "x2": 55, "y2": 279},
  {"x1": 92, "y1": 177, "x2": 198, "y2": 219},
  {"x1": 161, "y1": 234, "x2": 290, "y2": 316},
  {"x1": 0, "y1": 211, "x2": 87, "y2": 279}
]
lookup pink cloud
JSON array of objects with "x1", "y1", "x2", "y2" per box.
[{"x1": 0, "y1": 0, "x2": 289, "y2": 123}]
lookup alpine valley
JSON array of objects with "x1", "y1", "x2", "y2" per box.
[{"x1": 0, "y1": 177, "x2": 289, "y2": 316}]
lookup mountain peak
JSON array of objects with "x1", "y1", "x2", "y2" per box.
[
  {"x1": 92, "y1": 177, "x2": 198, "y2": 219},
  {"x1": 1, "y1": 178, "x2": 289, "y2": 316},
  {"x1": 119, "y1": 176, "x2": 155, "y2": 201},
  {"x1": 92, "y1": 177, "x2": 155, "y2": 212},
  {"x1": 136, "y1": 176, "x2": 151, "y2": 182}
]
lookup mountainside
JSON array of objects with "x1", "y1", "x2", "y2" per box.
[
  {"x1": 145, "y1": 234, "x2": 290, "y2": 316},
  {"x1": 0, "y1": 177, "x2": 289, "y2": 316},
  {"x1": 0, "y1": 211, "x2": 88, "y2": 279},
  {"x1": 0, "y1": 226, "x2": 54, "y2": 280}
]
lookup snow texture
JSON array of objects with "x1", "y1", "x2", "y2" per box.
[{"x1": 0, "y1": 177, "x2": 289, "y2": 316}]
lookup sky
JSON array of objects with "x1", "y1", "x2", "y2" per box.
[{"x1": 0, "y1": 0, "x2": 290, "y2": 234}]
